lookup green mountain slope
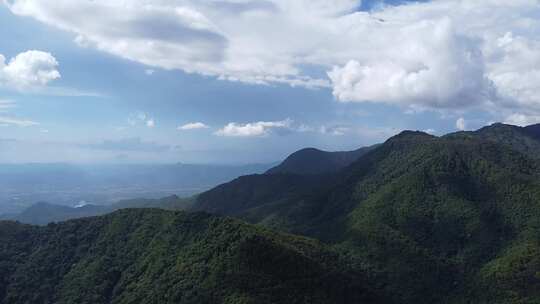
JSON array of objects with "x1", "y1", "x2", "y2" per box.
[
  {"x1": 446, "y1": 123, "x2": 540, "y2": 159},
  {"x1": 193, "y1": 174, "x2": 330, "y2": 231},
  {"x1": 193, "y1": 127, "x2": 540, "y2": 303},
  {"x1": 0, "y1": 209, "x2": 383, "y2": 304}
]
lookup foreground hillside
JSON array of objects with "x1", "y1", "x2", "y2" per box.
[
  {"x1": 195, "y1": 123, "x2": 540, "y2": 303},
  {"x1": 0, "y1": 209, "x2": 382, "y2": 304}
]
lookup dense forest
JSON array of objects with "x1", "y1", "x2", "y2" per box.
[
  {"x1": 2, "y1": 123, "x2": 540, "y2": 303},
  {"x1": 0, "y1": 209, "x2": 382, "y2": 304}
]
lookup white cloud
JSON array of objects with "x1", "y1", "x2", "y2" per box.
[
  {"x1": 146, "y1": 119, "x2": 155, "y2": 128},
  {"x1": 456, "y1": 117, "x2": 467, "y2": 131},
  {"x1": 0, "y1": 50, "x2": 60, "y2": 89},
  {"x1": 145, "y1": 69, "x2": 155, "y2": 75},
  {"x1": 6, "y1": 0, "x2": 540, "y2": 117},
  {"x1": 178, "y1": 122, "x2": 209, "y2": 130},
  {"x1": 327, "y1": 18, "x2": 495, "y2": 110},
  {"x1": 215, "y1": 119, "x2": 292, "y2": 137}
]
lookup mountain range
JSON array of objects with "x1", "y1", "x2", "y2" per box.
[
  {"x1": 193, "y1": 123, "x2": 540, "y2": 303},
  {"x1": 2, "y1": 123, "x2": 540, "y2": 303}
]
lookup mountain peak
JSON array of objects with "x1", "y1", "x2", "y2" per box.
[
  {"x1": 266, "y1": 145, "x2": 376, "y2": 175},
  {"x1": 387, "y1": 130, "x2": 435, "y2": 143}
]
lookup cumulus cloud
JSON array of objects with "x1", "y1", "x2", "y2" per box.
[
  {"x1": 6, "y1": 0, "x2": 540, "y2": 117},
  {"x1": 215, "y1": 119, "x2": 292, "y2": 137},
  {"x1": 456, "y1": 117, "x2": 467, "y2": 131},
  {"x1": 178, "y1": 122, "x2": 209, "y2": 130},
  {"x1": 0, "y1": 50, "x2": 60, "y2": 88},
  {"x1": 328, "y1": 18, "x2": 496, "y2": 109}
]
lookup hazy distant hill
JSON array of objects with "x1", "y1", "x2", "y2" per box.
[
  {"x1": 6, "y1": 195, "x2": 194, "y2": 225},
  {"x1": 0, "y1": 209, "x2": 383, "y2": 304},
  {"x1": 0, "y1": 162, "x2": 272, "y2": 214},
  {"x1": 11, "y1": 202, "x2": 109, "y2": 226}
]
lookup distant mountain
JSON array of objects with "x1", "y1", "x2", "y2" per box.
[
  {"x1": 0, "y1": 209, "x2": 383, "y2": 304},
  {"x1": 12, "y1": 202, "x2": 109, "y2": 226},
  {"x1": 266, "y1": 145, "x2": 376, "y2": 175},
  {"x1": 5, "y1": 195, "x2": 194, "y2": 225},
  {"x1": 193, "y1": 125, "x2": 540, "y2": 303},
  {"x1": 0, "y1": 162, "x2": 273, "y2": 215}
]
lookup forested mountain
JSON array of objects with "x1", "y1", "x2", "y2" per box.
[
  {"x1": 524, "y1": 123, "x2": 540, "y2": 140},
  {"x1": 0, "y1": 209, "x2": 383, "y2": 304},
  {"x1": 446, "y1": 123, "x2": 540, "y2": 159},
  {"x1": 194, "y1": 124, "x2": 540, "y2": 303}
]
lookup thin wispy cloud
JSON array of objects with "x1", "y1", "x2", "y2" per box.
[
  {"x1": 0, "y1": 99, "x2": 16, "y2": 112},
  {"x1": 0, "y1": 116, "x2": 39, "y2": 127}
]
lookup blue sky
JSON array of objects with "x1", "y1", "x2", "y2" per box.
[{"x1": 0, "y1": 0, "x2": 538, "y2": 164}]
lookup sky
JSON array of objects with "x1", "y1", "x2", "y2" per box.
[{"x1": 0, "y1": 0, "x2": 539, "y2": 164}]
